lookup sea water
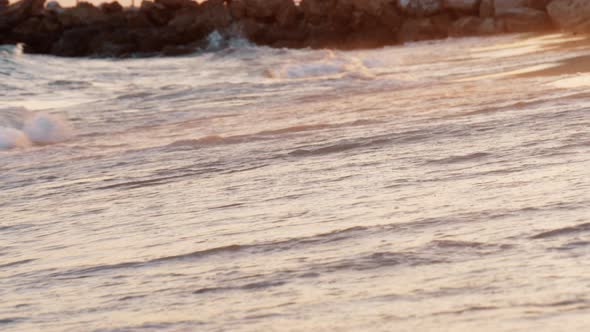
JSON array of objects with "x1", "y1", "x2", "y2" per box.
[{"x1": 1, "y1": 33, "x2": 589, "y2": 331}]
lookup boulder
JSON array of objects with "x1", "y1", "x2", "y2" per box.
[
  {"x1": 547, "y1": 0, "x2": 590, "y2": 30},
  {"x1": 10, "y1": 15, "x2": 62, "y2": 53},
  {"x1": 444, "y1": 0, "x2": 480, "y2": 14},
  {"x1": 198, "y1": 0, "x2": 231, "y2": 31},
  {"x1": 527, "y1": 0, "x2": 552, "y2": 11},
  {"x1": 449, "y1": 16, "x2": 502, "y2": 36},
  {"x1": 336, "y1": 0, "x2": 402, "y2": 31},
  {"x1": 236, "y1": 18, "x2": 306, "y2": 48},
  {"x1": 229, "y1": 0, "x2": 299, "y2": 28},
  {"x1": 168, "y1": 0, "x2": 230, "y2": 37},
  {"x1": 349, "y1": 0, "x2": 396, "y2": 17},
  {"x1": 167, "y1": 8, "x2": 199, "y2": 32},
  {"x1": 244, "y1": 0, "x2": 290, "y2": 20},
  {"x1": 228, "y1": 0, "x2": 246, "y2": 19},
  {"x1": 355, "y1": 0, "x2": 402, "y2": 23},
  {"x1": 498, "y1": 7, "x2": 552, "y2": 32},
  {"x1": 300, "y1": 0, "x2": 403, "y2": 48},
  {"x1": 493, "y1": 0, "x2": 528, "y2": 15},
  {"x1": 100, "y1": 1, "x2": 124, "y2": 14},
  {"x1": 51, "y1": 26, "x2": 101, "y2": 56},
  {"x1": 397, "y1": 0, "x2": 442, "y2": 17},
  {"x1": 155, "y1": 0, "x2": 195, "y2": 10},
  {"x1": 140, "y1": 0, "x2": 174, "y2": 26},
  {"x1": 398, "y1": 17, "x2": 446, "y2": 42},
  {"x1": 343, "y1": 0, "x2": 403, "y2": 47},
  {"x1": 275, "y1": 1, "x2": 299, "y2": 28},
  {"x1": 57, "y1": 3, "x2": 107, "y2": 28},
  {"x1": 45, "y1": 1, "x2": 63, "y2": 14},
  {"x1": 1, "y1": 0, "x2": 10, "y2": 11},
  {"x1": 125, "y1": 10, "x2": 154, "y2": 29},
  {"x1": 162, "y1": 44, "x2": 197, "y2": 56},
  {"x1": 0, "y1": 0, "x2": 46, "y2": 31},
  {"x1": 304, "y1": 22, "x2": 350, "y2": 48},
  {"x1": 479, "y1": 0, "x2": 493, "y2": 17},
  {"x1": 300, "y1": 0, "x2": 331, "y2": 25}
]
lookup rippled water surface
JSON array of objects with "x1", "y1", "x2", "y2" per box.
[{"x1": 1, "y1": 34, "x2": 590, "y2": 331}]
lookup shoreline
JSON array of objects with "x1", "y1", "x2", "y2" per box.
[{"x1": 0, "y1": 0, "x2": 587, "y2": 57}]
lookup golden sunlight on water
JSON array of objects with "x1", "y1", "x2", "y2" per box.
[{"x1": 1, "y1": 33, "x2": 590, "y2": 331}]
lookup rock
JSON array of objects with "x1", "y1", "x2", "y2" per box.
[
  {"x1": 198, "y1": 0, "x2": 231, "y2": 31},
  {"x1": 140, "y1": 0, "x2": 174, "y2": 26},
  {"x1": 161, "y1": 43, "x2": 196, "y2": 55},
  {"x1": 327, "y1": 0, "x2": 402, "y2": 32},
  {"x1": 45, "y1": 1, "x2": 63, "y2": 14},
  {"x1": 398, "y1": 17, "x2": 446, "y2": 42},
  {"x1": 444, "y1": 0, "x2": 480, "y2": 14},
  {"x1": 57, "y1": 3, "x2": 107, "y2": 28},
  {"x1": 348, "y1": 0, "x2": 395, "y2": 17},
  {"x1": 275, "y1": 1, "x2": 299, "y2": 28},
  {"x1": 10, "y1": 15, "x2": 62, "y2": 53},
  {"x1": 479, "y1": 0, "x2": 493, "y2": 17},
  {"x1": 167, "y1": 0, "x2": 230, "y2": 41},
  {"x1": 228, "y1": 0, "x2": 246, "y2": 19},
  {"x1": 167, "y1": 8, "x2": 197, "y2": 32},
  {"x1": 527, "y1": 0, "x2": 552, "y2": 11},
  {"x1": 430, "y1": 12, "x2": 453, "y2": 33},
  {"x1": 352, "y1": 0, "x2": 402, "y2": 25},
  {"x1": 449, "y1": 16, "x2": 502, "y2": 35},
  {"x1": 299, "y1": 0, "x2": 403, "y2": 48},
  {"x1": 236, "y1": 18, "x2": 306, "y2": 48},
  {"x1": 133, "y1": 28, "x2": 171, "y2": 53},
  {"x1": 244, "y1": 0, "x2": 290, "y2": 20},
  {"x1": 343, "y1": 2, "x2": 403, "y2": 48},
  {"x1": 547, "y1": 0, "x2": 590, "y2": 30},
  {"x1": 498, "y1": 7, "x2": 552, "y2": 32},
  {"x1": 305, "y1": 22, "x2": 349, "y2": 48},
  {"x1": 100, "y1": 1, "x2": 123, "y2": 14},
  {"x1": 51, "y1": 26, "x2": 101, "y2": 56},
  {"x1": 493, "y1": 0, "x2": 528, "y2": 15},
  {"x1": 124, "y1": 11, "x2": 153, "y2": 29},
  {"x1": 397, "y1": 0, "x2": 442, "y2": 17},
  {"x1": 300, "y1": 0, "x2": 331, "y2": 25},
  {"x1": 229, "y1": 0, "x2": 299, "y2": 28},
  {"x1": 0, "y1": 0, "x2": 46, "y2": 31},
  {"x1": 155, "y1": 0, "x2": 195, "y2": 10}
]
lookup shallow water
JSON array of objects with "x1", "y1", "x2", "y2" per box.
[{"x1": 1, "y1": 33, "x2": 590, "y2": 331}]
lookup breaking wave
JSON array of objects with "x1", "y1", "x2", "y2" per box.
[
  {"x1": 267, "y1": 51, "x2": 377, "y2": 80},
  {"x1": 0, "y1": 107, "x2": 74, "y2": 150}
]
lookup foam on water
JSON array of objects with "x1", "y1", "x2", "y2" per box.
[
  {"x1": 551, "y1": 73, "x2": 590, "y2": 88},
  {"x1": 0, "y1": 127, "x2": 31, "y2": 149},
  {"x1": 269, "y1": 51, "x2": 376, "y2": 80},
  {"x1": 0, "y1": 107, "x2": 74, "y2": 150},
  {"x1": 2, "y1": 34, "x2": 590, "y2": 332},
  {"x1": 0, "y1": 43, "x2": 23, "y2": 57}
]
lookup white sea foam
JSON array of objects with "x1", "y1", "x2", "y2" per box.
[
  {"x1": 0, "y1": 107, "x2": 73, "y2": 150},
  {"x1": 206, "y1": 31, "x2": 224, "y2": 51},
  {"x1": 205, "y1": 30, "x2": 253, "y2": 52},
  {"x1": 269, "y1": 52, "x2": 376, "y2": 80},
  {"x1": 0, "y1": 127, "x2": 31, "y2": 149}
]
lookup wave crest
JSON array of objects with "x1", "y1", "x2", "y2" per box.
[
  {"x1": 267, "y1": 51, "x2": 376, "y2": 80},
  {"x1": 0, "y1": 107, "x2": 74, "y2": 150}
]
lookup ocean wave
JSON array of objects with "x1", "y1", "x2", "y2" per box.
[
  {"x1": 0, "y1": 44, "x2": 22, "y2": 57},
  {"x1": 531, "y1": 222, "x2": 590, "y2": 239},
  {"x1": 267, "y1": 51, "x2": 376, "y2": 80},
  {"x1": 0, "y1": 107, "x2": 74, "y2": 150}
]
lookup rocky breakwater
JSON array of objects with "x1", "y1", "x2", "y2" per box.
[{"x1": 0, "y1": 0, "x2": 580, "y2": 57}]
